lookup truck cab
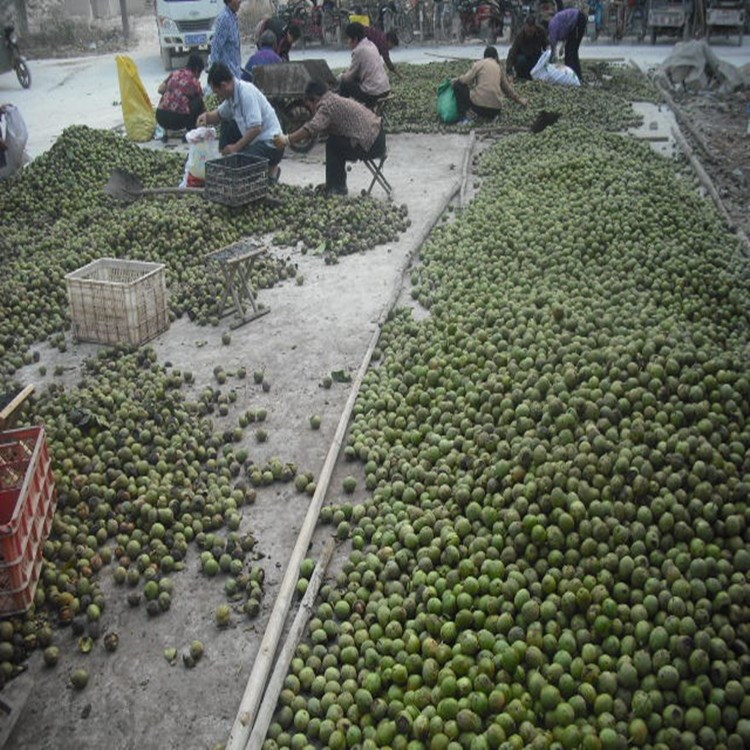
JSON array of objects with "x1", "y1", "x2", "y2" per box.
[{"x1": 156, "y1": 0, "x2": 220, "y2": 71}]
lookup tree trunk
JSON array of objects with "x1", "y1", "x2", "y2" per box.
[
  {"x1": 13, "y1": 0, "x2": 29, "y2": 37},
  {"x1": 119, "y1": 0, "x2": 130, "y2": 41}
]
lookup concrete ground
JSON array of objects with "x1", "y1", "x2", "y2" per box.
[{"x1": 3, "y1": 130, "x2": 471, "y2": 750}]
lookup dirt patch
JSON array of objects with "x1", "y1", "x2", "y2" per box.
[{"x1": 670, "y1": 89, "x2": 750, "y2": 238}]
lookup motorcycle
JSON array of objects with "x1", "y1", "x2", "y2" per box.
[
  {"x1": 456, "y1": 0, "x2": 505, "y2": 43},
  {"x1": 2, "y1": 25, "x2": 31, "y2": 89},
  {"x1": 279, "y1": 1, "x2": 324, "y2": 46}
]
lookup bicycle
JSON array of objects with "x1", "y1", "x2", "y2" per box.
[
  {"x1": 380, "y1": 0, "x2": 416, "y2": 43},
  {"x1": 433, "y1": 0, "x2": 456, "y2": 40}
]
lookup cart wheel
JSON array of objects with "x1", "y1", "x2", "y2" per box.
[
  {"x1": 15, "y1": 60, "x2": 31, "y2": 89},
  {"x1": 290, "y1": 136, "x2": 317, "y2": 154},
  {"x1": 284, "y1": 102, "x2": 317, "y2": 154}
]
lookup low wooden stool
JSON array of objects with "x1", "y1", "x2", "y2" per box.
[{"x1": 205, "y1": 239, "x2": 270, "y2": 328}]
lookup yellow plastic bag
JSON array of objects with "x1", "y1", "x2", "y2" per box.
[{"x1": 116, "y1": 55, "x2": 156, "y2": 142}]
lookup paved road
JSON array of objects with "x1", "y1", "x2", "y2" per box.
[{"x1": 0, "y1": 21, "x2": 747, "y2": 158}]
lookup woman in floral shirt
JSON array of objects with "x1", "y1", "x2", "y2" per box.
[{"x1": 156, "y1": 53, "x2": 206, "y2": 132}]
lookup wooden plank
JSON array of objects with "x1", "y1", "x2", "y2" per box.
[
  {"x1": 0, "y1": 385, "x2": 34, "y2": 430},
  {"x1": 246, "y1": 539, "x2": 336, "y2": 750},
  {"x1": 224, "y1": 142, "x2": 473, "y2": 750}
]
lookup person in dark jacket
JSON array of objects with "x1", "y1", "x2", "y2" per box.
[
  {"x1": 364, "y1": 25, "x2": 400, "y2": 76},
  {"x1": 506, "y1": 15, "x2": 548, "y2": 81},
  {"x1": 241, "y1": 29, "x2": 282, "y2": 82},
  {"x1": 256, "y1": 17, "x2": 302, "y2": 61},
  {"x1": 547, "y1": 6, "x2": 587, "y2": 82}
]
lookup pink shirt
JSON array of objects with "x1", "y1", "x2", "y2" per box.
[{"x1": 340, "y1": 38, "x2": 390, "y2": 97}]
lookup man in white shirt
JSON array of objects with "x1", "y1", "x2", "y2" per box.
[{"x1": 198, "y1": 63, "x2": 284, "y2": 182}]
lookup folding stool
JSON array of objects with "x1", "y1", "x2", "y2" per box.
[{"x1": 362, "y1": 154, "x2": 393, "y2": 197}]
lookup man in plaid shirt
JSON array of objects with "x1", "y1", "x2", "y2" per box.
[{"x1": 274, "y1": 80, "x2": 385, "y2": 197}]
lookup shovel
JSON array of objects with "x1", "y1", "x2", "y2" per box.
[
  {"x1": 103, "y1": 168, "x2": 204, "y2": 203},
  {"x1": 530, "y1": 111, "x2": 561, "y2": 134}
]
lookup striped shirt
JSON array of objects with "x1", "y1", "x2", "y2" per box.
[{"x1": 211, "y1": 5, "x2": 242, "y2": 79}]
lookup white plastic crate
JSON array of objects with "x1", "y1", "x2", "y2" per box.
[{"x1": 65, "y1": 258, "x2": 169, "y2": 346}]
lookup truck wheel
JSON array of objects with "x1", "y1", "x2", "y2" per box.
[{"x1": 161, "y1": 47, "x2": 173, "y2": 71}]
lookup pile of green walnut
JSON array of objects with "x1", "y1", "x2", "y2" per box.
[
  {"x1": 0, "y1": 345, "x2": 293, "y2": 685},
  {"x1": 0, "y1": 126, "x2": 408, "y2": 380},
  {"x1": 267, "y1": 126, "x2": 750, "y2": 750},
  {"x1": 386, "y1": 61, "x2": 660, "y2": 134}
]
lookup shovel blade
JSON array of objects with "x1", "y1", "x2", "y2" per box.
[
  {"x1": 530, "y1": 111, "x2": 561, "y2": 134},
  {"x1": 103, "y1": 168, "x2": 146, "y2": 202}
]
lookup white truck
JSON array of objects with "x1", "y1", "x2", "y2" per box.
[{"x1": 155, "y1": 0, "x2": 221, "y2": 71}]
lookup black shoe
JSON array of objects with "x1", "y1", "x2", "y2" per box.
[{"x1": 315, "y1": 183, "x2": 347, "y2": 197}]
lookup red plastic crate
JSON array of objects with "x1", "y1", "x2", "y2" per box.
[
  {"x1": 0, "y1": 426, "x2": 57, "y2": 616},
  {"x1": 0, "y1": 541, "x2": 46, "y2": 616}
]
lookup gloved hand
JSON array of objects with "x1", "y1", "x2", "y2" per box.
[{"x1": 274, "y1": 133, "x2": 289, "y2": 149}]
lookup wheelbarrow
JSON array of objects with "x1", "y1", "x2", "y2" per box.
[{"x1": 252, "y1": 60, "x2": 338, "y2": 154}]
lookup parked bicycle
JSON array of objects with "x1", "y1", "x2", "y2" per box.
[
  {"x1": 380, "y1": 0, "x2": 416, "y2": 43},
  {"x1": 433, "y1": 0, "x2": 456, "y2": 40},
  {"x1": 321, "y1": 2, "x2": 352, "y2": 45}
]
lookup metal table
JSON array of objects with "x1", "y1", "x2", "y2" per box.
[{"x1": 205, "y1": 240, "x2": 270, "y2": 328}]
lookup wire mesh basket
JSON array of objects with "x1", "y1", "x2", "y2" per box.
[{"x1": 204, "y1": 153, "x2": 268, "y2": 207}]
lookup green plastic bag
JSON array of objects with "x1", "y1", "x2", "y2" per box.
[{"x1": 436, "y1": 78, "x2": 459, "y2": 125}]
